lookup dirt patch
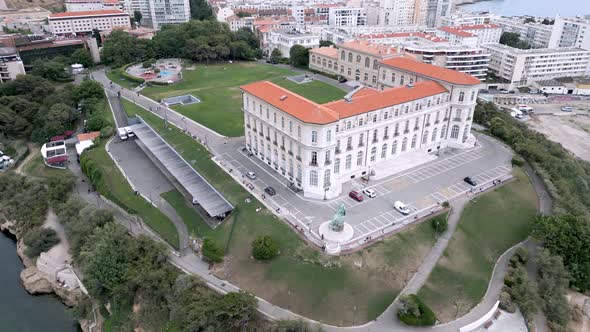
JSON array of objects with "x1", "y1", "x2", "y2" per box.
[{"x1": 528, "y1": 115, "x2": 590, "y2": 162}]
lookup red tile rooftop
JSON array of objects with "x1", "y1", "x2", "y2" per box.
[
  {"x1": 309, "y1": 46, "x2": 338, "y2": 58},
  {"x1": 358, "y1": 32, "x2": 448, "y2": 43},
  {"x1": 339, "y1": 40, "x2": 397, "y2": 57},
  {"x1": 437, "y1": 26, "x2": 477, "y2": 37},
  {"x1": 380, "y1": 57, "x2": 481, "y2": 86}
]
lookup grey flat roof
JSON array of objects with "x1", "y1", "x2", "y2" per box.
[{"x1": 130, "y1": 118, "x2": 233, "y2": 217}]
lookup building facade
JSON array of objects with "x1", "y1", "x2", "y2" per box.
[
  {"x1": 267, "y1": 30, "x2": 320, "y2": 57},
  {"x1": 483, "y1": 43, "x2": 590, "y2": 87},
  {"x1": 241, "y1": 57, "x2": 479, "y2": 199},
  {"x1": 493, "y1": 17, "x2": 554, "y2": 48},
  {"x1": 548, "y1": 16, "x2": 590, "y2": 50},
  {"x1": 309, "y1": 46, "x2": 339, "y2": 76},
  {"x1": 122, "y1": 0, "x2": 189, "y2": 29},
  {"x1": 48, "y1": 9, "x2": 131, "y2": 35},
  {"x1": 334, "y1": 40, "x2": 398, "y2": 87},
  {"x1": 0, "y1": 47, "x2": 25, "y2": 83},
  {"x1": 328, "y1": 7, "x2": 367, "y2": 27},
  {"x1": 403, "y1": 45, "x2": 490, "y2": 80},
  {"x1": 65, "y1": 0, "x2": 122, "y2": 12}
]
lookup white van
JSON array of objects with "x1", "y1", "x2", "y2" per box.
[
  {"x1": 510, "y1": 108, "x2": 524, "y2": 119},
  {"x1": 118, "y1": 128, "x2": 128, "y2": 140},
  {"x1": 517, "y1": 104, "x2": 534, "y2": 114},
  {"x1": 124, "y1": 126, "x2": 135, "y2": 137},
  {"x1": 394, "y1": 201, "x2": 411, "y2": 215}
]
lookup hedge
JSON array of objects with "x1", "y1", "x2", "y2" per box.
[
  {"x1": 396, "y1": 295, "x2": 437, "y2": 326},
  {"x1": 118, "y1": 63, "x2": 145, "y2": 84}
]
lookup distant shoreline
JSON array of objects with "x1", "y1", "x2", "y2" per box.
[{"x1": 453, "y1": 0, "x2": 494, "y2": 10}]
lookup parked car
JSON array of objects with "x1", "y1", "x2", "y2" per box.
[
  {"x1": 338, "y1": 76, "x2": 347, "y2": 83},
  {"x1": 394, "y1": 201, "x2": 411, "y2": 215},
  {"x1": 362, "y1": 188, "x2": 377, "y2": 198},
  {"x1": 117, "y1": 128, "x2": 128, "y2": 141},
  {"x1": 464, "y1": 176, "x2": 477, "y2": 186},
  {"x1": 246, "y1": 171, "x2": 256, "y2": 180},
  {"x1": 264, "y1": 186, "x2": 276, "y2": 196},
  {"x1": 561, "y1": 106, "x2": 573, "y2": 112},
  {"x1": 349, "y1": 190, "x2": 364, "y2": 202},
  {"x1": 124, "y1": 126, "x2": 135, "y2": 137}
]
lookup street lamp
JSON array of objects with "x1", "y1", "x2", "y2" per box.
[
  {"x1": 182, "y1": 116, "x2": 187, "y2": 132},
  {"x1": 323, "y1": 184, "x2": 330, "y2": 200}
]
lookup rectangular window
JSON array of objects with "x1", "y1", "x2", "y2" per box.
[{"x1": 311, "y1": 131, "x2": 318, "y2": 143}]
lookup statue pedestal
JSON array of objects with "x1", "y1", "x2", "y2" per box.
[{"x1": 319, "y1": 221, "x2": 354, "y2": 246}]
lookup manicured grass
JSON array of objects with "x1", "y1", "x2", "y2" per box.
[
  {"x1": 140, "y1": 62, "x2": 346, "y2": 137},
  {"x1": 23, "y1": 152, "x2": 71, "y2": 179},
  {"x1": 82, "y1": 95, "x2": 180, "y2": 249},
  {"x1": 106, "y1": 68, "x2": 139, "y2": 90},
  {"x1": 122, "y1": 99, "x2": 439, "y2": 325},
  {"x1": 417, "y1": 167, "x2": 538, "y2": 322}
]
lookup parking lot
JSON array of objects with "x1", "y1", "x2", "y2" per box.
[{"x1": 215, "y1": 132, "x2": 513, "y2": 246}]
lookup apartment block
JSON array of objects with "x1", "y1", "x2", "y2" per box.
[{"x1": 48, "y1": 9, "x2": 131, "y2": 35}]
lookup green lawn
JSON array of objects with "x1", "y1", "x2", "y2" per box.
[
  {"x1": 140, "y1": 62, "x2": 346, "y2": 137},
  {"x1": 82, "y1": 96, "x2": 180, "y2": 249},
  {"x1": 106, "y1": 68, "x2": 139, "y2": 90},
  {"x1": 417, "y1": 167, "x2": 538, "y2": 322},
  {"x1": 121, "y1": 98, "x2": 439, "y2": 325},
  {"x1": 23, "y1": 152, "x2": 72, "y2": 179}
]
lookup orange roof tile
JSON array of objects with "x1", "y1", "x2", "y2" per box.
[
  {"x1": 49, "y1": 9, "x2": 127, "y2": 18},
  {"x1": 77, "y1": 131, "x2": 100, "y2": 141},
  {"x1": 323, "y1": 82, "x2": 448, "y2": 118},
  {"x1": 380, "y1": 57, "x2": 481, "y2": 86},
  {"x1": 350, "y1": 87, "x2": 380, "y2": 98},
  {"x1": 437, "y1": 26, "x2": 476, "y2": 37},
  {"x1": 339, "y1": 40, "x2": 397, "y2": 57},
  {"x1": 240, "y1": 81, "x2": 339, "y2": 125},
  {"x1": 309, "y1": 47, "x2": 338, "y2": 59},
  {"x1": 358, "y1": 32, "x2": 447, "y2": 43}
]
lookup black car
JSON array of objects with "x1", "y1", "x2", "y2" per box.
[
  {"x1": 463, "y1": 176, "x2": 477, "y2": 186},
  {"x1": 338, "y1": 77, "x2": 347, "y2": 83},
  {"x1": 264, "y1": 186, "x2": 276, "y2": 196}
]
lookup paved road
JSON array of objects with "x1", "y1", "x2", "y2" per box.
[{"x1": 91, "y1": 69, "x2": 552, "y2": 331}]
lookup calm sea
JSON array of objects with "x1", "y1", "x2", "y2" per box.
[
  {"x1": 459, "y1": 0, "x2": 590, "y2": 17},
  {"x1": 0, "y1": 231, "x2": 78, "y2": 332}
]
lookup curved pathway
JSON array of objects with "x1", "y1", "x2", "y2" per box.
[{"x1": 92, "y1": 69, "x2": 553, "y2": 332}]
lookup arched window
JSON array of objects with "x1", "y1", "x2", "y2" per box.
[
  {"x1": 372, "y1": 75, "x2": 377, "y2": 84},
  {"x1": 289, "y1": 159, "x2": 293, "y2": 175},
  {"x1": 422, "y1": 131, "x2": 429, "y2": 145},
  {"x1": 411, "y1": 134, "x2": 417, "y2": 148},
  {"x1": 381, "y1": 144, "x2": 387, "y2": 159},
  {"x1": 373, "y1": 59, "x2": 379, "y2": 70},
  {"x1": 322, "y1": 59, "x2": 326, "y2": 67},
  {"x1": 311, "y1": 55, "x2": 316, "y2": 63},
  {"x1": 401, "y1": 138, "x2": 408, "y2": 152},
  {"x1": 348, "y1": 53, "x2": 352, "y2": 62},
  {"x1": 334, "y1": 158, "x2": 340, "y2": 174},
  {"x1": 451, "y1": 125, "x2": 460, "y2": 139},
  {"x1": 364, "y1": 73, "x2": 368, "y2": 81},
  {"x1": 357, "y1": 151, "x2": 363, "y2": 166},
  {"x1": 356, "y1": 55, "x2": 361, "y2": 63},
  {"x1": 355, "y1": 69, "x2": 360, "y2": 81},
  {"x1": 328, "y1": 60, "x2": 332, "y2": 69},
  {"x1": 400, "y1": 75, "x2": 404, "y2": 85},
  {"x1": 345, "y1": 155, "x2": 352, "y2": 169},
  {"x1": 370, "y1": 147, "x2": 377, "y2": 162},
  {"x1": 324, "y1": 169, "x2": 331, "y2": 187},
  {"x1": 441, "y1": 125, "x2": 447, "y2": 138},
  {"x1": 462, "y1": 125, "x2": 470, "y2": 141},
  {"x1": 341, "y1": 51, "x2": 345, "y2": 60},
  {"x1": 309, "y1": 170, "x2": 318, "y2": 186},
  {"x1": 391, "y1": 140, "x2": 397, "y2": 154},
  {"x1": 432, "y1": 128, "x2": 438, "y2": 142},
  {"x1": 391, "y1": 73, "x2": 396, "y2": 83},
  {"x1": 458, "y1": 92, "x2": 465, "y2": 102},
  {"x1": 364, "y1": 57, "x2": 370, "y2": 68}
]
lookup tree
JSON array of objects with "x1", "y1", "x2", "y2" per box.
[
  {"x1": 70, "y1": 49, "x2": 93, "y2": 68},
  {"x1": 541, "y1": 18, "x2": 554, "y2": 25},
  {"x1": 533, "y1": 214, "x2": 590, "y2": 291},
  {"x1": 430, "y1": 214, "x2": 447, "y2": 235},
  {"x1": 23, "y1": 227, "x2": 60, "y2": 258},
  {"x1": 32, "y1": 58, "x2": 69, "y2": 81},
  {"x1": 396, "y1": 294, "x2": 436, "y2": 326},
  {"x1": 289, "y1": 45, "x2": 310, "y2": 68},
  {"x1": 270, "y1": 48, "x2": 282, "y2": 61},
  {"x1": 133, "y1": 10, "x2": 142, "y2": 25},
  {"x1": 100, "y1": 30, "x2": 146, "y2": 67},
  {"x1": 252, "y1": 235, "x2": 279, "y2": 260},
  {"x1": 201, "y1": 238, "x2": 224, "y2": 263},
  {"x1": 319, "y1": 40, "x2": 334, "y2": 47},
  {"x1": 523, "y1": 17, "x2": 536, "y2": 23},
  {"x1": 499, "y1": 32, "x2": 532, "y2": 49},
  {"x1": 46, "y1": 175, "x2": 75, "y2": 203},
  {"x1": 189, "y1": 0, "x2": 213, "y2": 20},
  {"x1": 537, "y1": 250, "x2": 570, "y2": 328},
  {"x1": 74, "y1": 80, "x2": 104, "y2": 103}
]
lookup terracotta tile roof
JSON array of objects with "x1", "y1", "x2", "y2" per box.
[
  {"x1": 380, "y1": 57, "x2": 481, "y2": 86},
  {"x1": 358, "y1": 32, "x2": 447, "y2": 43},
  {"x1": 77, "y1": 131, "x2": 100, "y2": 142},
  {"x1": 339, "y1": 40, "x2": 397, "y2": 57},
  {"x1": 350, "y1": 87, "x2": 380, "y2": 98},
  {"x1": 309, "y1": 47, "x2": 338, "y2": 59},
  {"x1": 257, "y1": 25, "x2": 273, "y2": 33},
  {"x1": 323, "y1": 82, "x2": 448, "y2": 118},
  {"x1": 240, "y1": 81, "x2": 339, "y2": 125},
  {"x1": 314, "y1": 3, "x2": 343, "y2": 8},
  {"x1": 49, "y1": 9, "x2": 127, "y2": 18},
  {"x1": 437, "y1": 26, "x2": 476, "y2": 37}
]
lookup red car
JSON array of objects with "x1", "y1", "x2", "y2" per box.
[{"x1": 349, "y1": 190, "x2": 364, "y2": 202}]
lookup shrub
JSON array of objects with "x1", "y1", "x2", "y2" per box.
[
  {"x1": 23, "y1": 227, "x2": 60, "y2": 258},
  {"x1": 46, "y1": 175, "x2": 75, "y2": 203},
  {"x1": 252, "y1": 235, "x2": 279, "y2": 261},
  {"x1": 100, "y1": 126, "x2": 114, "y2": 138},
  {"x1": 86, "y1": 113, "x2": 109, "y2": 131},
  {"x1": 201, "y1": 238, "x2": 224, "y2": 263},
  {"x1": 396, "y1": 294, "x2": 436, "y2": 326},
  {"x1": 142, "y1": 61, "x2": 152, "y2": 68},
  {"x1": 511, "y1": 156, "x2": 525, "y2": 167},
  {"x1": 441, "y1": 201, "x2": 450, "y2": 208},
  {"x1": 504, "y1": 274, "x2": 516, "y2": 288},
  {"x1": 154, "y1": 68, "x2": 160, "y2": 74},
  {"x1": 430, "y1": 215, "x2": 448, "y2": 235},
  {"x1": 499, "y1": 291, "x2": 516, "y2": 313},
  {"x1": 514, "y1": 247, "x2": 529, "y2": 264}
]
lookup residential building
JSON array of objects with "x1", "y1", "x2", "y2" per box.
[
  {"x1": 335, "y1": 40, "x2": 398, "y2": 87},
  {"x1": 403, "y1": 45, "x2": 490, "y2": 80},
  {"x1": 122, "y1": 0, "x2": 189, "y2": 29},
  {"x1": 493, "y1": 17, "x2": 554, "y2": 48},
  {"x1": 48, "y1": 9, "x2": 131, "y2": 35},
  {"x1": 425, "y1": 0, "x2": 451, "y2": 28},
  {"x1": 364, "y1": 0, "x2": 428, "y2": 26},
  {"x1": 441, "y1": 11, "x2": 493, "y2": 26},
  {"x1": 241, "y1": 57, "x2": 479, "y2": 199},
  {"x1": 216, "y1": 7, "x2": 235, "y2": 22},
  {"x1": 0, "y1": 47, "x2": 25, "y2": 83},
  {"x1": 548, "y1": 16, "x2": 590, "y2": 50},
  {"x1": 440, "y1": 24, "x2": 502, "y2": 45},
  {"x1": 435, "y1": 26, "x2": 478, "y2": 46},
  {"x1": 328, "y1": 7, "x2": 367, "y2": 27},
  {"x1": 267, "y1": 29, "x2": 320, "y2": 56},
  {"x1": 309, "y1": 46, "x2": 339, "y2": 75},
  {"x1": 482, "y1": 43, "x2": 590, "y2": 87},
  {"x1": 65, "y1": 0, "x2": 122, "y2": 12}
]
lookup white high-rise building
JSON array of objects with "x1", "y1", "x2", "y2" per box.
[
  {"x1": 328, "y1": 7, "x2": 367, "y2": 27},
  {"x1": 123, "y1": 0, "x2": 189, "y2": 29},
  {"x1": 548, "y1": 16, "x2": 590, "y2": 50},
  {"x1": 425, "y1": 0, "x2": 451, "y2": 28},
  {"x1": 369, "y1": 0, "x2": 428, "y2": 26}
]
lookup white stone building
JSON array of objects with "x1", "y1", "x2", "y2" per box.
[
  {"x1": 328, "y1": 7, "x2": 367, "y2": 27},
  {"x1": 267, "y1": 30, "x2": 320, "y2": 57},
  {"x1": 122, "y1": 0, "x2": 189, "y2": 29},
  {"x1": 65, "y1": 0, "x2": 121, "y2": 12},
  {"x1": 241, "y1": 57, "x2": 479, "y2": 199},
  {"x1": 548, "y1": 16, "x2": 590, "y2": 50},
  {"x1": 482, "y1": 43, "x2": 590, "y2": 87},
  {"x1": 441, "y1": 11, "x2": 493, "y2": 26},
  {"x1": 48, "y1": 9, "x2": 131, "y2": 35},
  {"x1": 435, "y1": 26, "x2": 478, "y2": 46},
  {"x1": 425, "y1": 0, "x2": 451, "y2": 28},
  {"x1": 493, "y1": 17, "x2": 554, "y2": 48}
]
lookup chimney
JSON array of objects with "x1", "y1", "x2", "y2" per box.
[{"x1": 280, "y1": 95, "x2": 288, "y2": 101}]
